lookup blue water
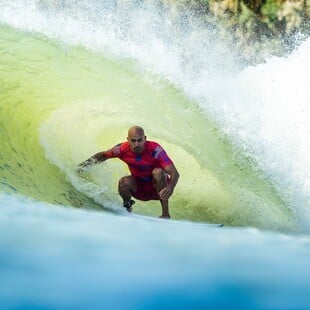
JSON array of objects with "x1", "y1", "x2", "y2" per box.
[{"x1": 1, "y1": 194, "x2": 310, "y2": 309}]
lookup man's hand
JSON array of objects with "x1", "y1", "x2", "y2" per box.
[
  {"x1": 77, "y1": 156, "x2": 98, "y2": 174},
  {"x1": 77, "y1": 152, "x2": 107, "y2": 175},
  {"x1": 158, "y1": 185, "x2": 173, "y2": 201},
  {"x1": 77, "y1": 166, "x2": 86, "y2": 174}
]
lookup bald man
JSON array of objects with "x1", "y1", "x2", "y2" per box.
[{"x1": 78, "y1": 126, "x2": 179, "y2": 219}]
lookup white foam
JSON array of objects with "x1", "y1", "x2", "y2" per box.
[{"x1": 194, "y1": 40, "x2": 310, "y2": 222}]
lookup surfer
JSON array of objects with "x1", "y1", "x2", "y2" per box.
[{"x1": 78, "y1": 126, "x2": 179, "y2": 219}]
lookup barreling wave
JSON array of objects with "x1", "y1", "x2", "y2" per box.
[{"x1": 0, "y1": 0, "x2": 308, "y2": 233}]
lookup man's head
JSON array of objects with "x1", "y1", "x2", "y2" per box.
[{"x1": 127, "y1": 126, "x2": 146, "y2": 154}]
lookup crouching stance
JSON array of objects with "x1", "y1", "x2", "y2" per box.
[{"x1": 78, "y1": 126, "x2": 179, "y2": 219}]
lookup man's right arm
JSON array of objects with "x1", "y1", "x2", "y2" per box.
[
  {"x1": 78, "y1": 143, "x2": 122, "y2": 172},
  {"x1": 77, "y1": 151, "x2": 108, "y2": 172}
]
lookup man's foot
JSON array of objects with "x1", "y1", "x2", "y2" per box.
[
  {"x1": 123, "y1": 200, "x2": 135, "y2": 212},
  {"x1": 159, "y1": 215, "x2": 171, "y2": 219}
]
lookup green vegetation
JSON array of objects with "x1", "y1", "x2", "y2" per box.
[{"x1": 160, "y1": 0, "x2": 310, "y2": 64}]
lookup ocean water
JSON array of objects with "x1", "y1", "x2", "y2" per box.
[{"x1": 0, "y1": 1, "x2": 309, "y2": 309}]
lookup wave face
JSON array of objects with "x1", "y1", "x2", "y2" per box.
[{"x1": 0, "y1": 1, "x2": 310, "y2": 308}]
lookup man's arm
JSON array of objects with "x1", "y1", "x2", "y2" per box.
[
  {"x1": 158, "y1": 164, "x2": 180, "y2": 201},
  {"x1": 77, "y1": 151, "x2": 108, "y2": 172}
]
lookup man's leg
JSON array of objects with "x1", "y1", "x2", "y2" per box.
[
  {"x1": 118, "y1": 176, "x2": 137, "y2": 212},
  {"x1": 152, "y1": 168, "x2": 170, "y2": 219}
]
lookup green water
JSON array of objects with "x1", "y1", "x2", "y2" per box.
[{"x1": 0, "y1": 25, "x2": 295, "y2": 231}]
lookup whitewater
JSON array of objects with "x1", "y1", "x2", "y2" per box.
[{"x1": 0, "y1": 1, "x2": 309, "y2": 309}]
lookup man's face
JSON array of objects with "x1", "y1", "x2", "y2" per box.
[{"x1": 127, "y1": 130, "x2": 146, "y2": 154}]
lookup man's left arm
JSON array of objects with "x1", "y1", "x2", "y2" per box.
[{"x1": 158, "y1": 164, "x2": 180, "y2": 201}]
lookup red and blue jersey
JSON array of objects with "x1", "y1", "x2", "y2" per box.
[{"x1": 103, "y1": 141, "x2": 173, "y2": 181}]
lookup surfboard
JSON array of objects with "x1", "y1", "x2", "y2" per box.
[{"x1": 127, "y1": 212, "x2": 224, "y2": 227}]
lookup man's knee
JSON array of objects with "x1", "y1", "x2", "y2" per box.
[{"x1": 118, "y1": 176, "x2": 136, "y2": 192}]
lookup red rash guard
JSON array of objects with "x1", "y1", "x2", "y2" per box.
[{"x1": 103, "y1": 141, "x2": 173, "y2": 181}]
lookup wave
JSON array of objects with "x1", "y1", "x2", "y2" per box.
[
  {"x1": 0, "y1": 0, "x2": 308, "y2": 232},
  {"x1": 1, "y1": 2, "x2": 310, "y2": 309}
]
